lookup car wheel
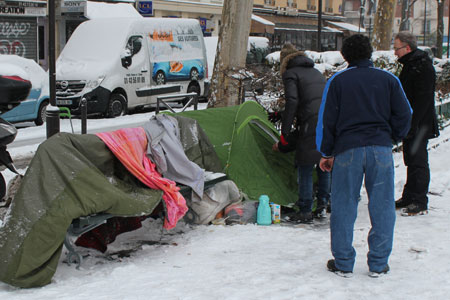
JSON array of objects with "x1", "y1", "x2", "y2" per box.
[
  {"x1": 190, "y1": 68, "x2": 199, "y2": 81},
  {"x1": 107, "y1": 93, "x2": 126, "y2": 118},
  {"x1": 34, "y1": 100, "x2": 49, "y2": 126},
  {"x1": 156, "y1": 71, "x2": 166, "y2": 85},
  {"x1": 182, "y1": 84, "x2": 201, "y2": 106}
]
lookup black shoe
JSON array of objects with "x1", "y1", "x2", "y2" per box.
[
  {"x1": 395, "y1": 197, "x2": 412, "y2": 209},
  {"x1": 327, "y1": 259, "x2": 353, "y2": 278},
  {"x1": 369, "y1": 265, "x2": 390, "y2": 278},
  {"x1": 313, "y1": 207, "x2": 327, "y2": 219},
  {"x1": 401, "y1": 203, "x2": 428, "y2": 216},
  {"x1": 297, "y1": 211, "x2": 313, "y2": 224}
]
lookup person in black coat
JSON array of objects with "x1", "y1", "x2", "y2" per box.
[
  {"x1": 393, "y1": 31, "x2": 440, "y2": 216},
  {"x1": 272, "y1": 43, "x2": 331, "y2": 223}
]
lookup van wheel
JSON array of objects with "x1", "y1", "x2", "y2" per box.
[
  {"x1": 107, "y1": 94, "x2": 126, "y2": 118},
  {"x1": 182, "y1": 84, "x2": 200, "y2": 106},
  {"x1": 156, "y1": 71, "x2": 166, "y2": 85},
  {"x1": 34, "y1": 100, "x2": 49, "y2": 126},
  {"x1": 190, "y1": 68, "x2": 199, "y2": 80}
]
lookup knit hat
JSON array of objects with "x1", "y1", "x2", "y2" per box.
[{"x1": 280, "y1": 43, "x2": 297, "y2": 65}]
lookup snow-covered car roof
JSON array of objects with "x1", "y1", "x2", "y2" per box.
[
  {"x1": 0, "y1": 62, "x2": 29, "y2": 80},
  {"x1": 0, "y1": 55, "x2": 48, "y2": 96}
]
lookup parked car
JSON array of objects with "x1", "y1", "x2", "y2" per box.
[{"x1": 0, "y1": 55, "x2": 49, "y2": 126}]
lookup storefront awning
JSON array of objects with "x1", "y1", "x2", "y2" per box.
[
  {"x1": 251, "y1": 14, "x2": 275, "y2": 34},
  {"x1": 275, "y1": 26, "x2": 342, "y2": 34},
  {"x1": 327, "y1": 21, "x2": 365, "y2": 33}
]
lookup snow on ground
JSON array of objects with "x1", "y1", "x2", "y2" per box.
[{"x1": 0, "y1": 105, "x2": 450, "y2": 299}]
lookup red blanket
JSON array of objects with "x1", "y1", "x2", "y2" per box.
[{"x1": 96, "y1": 127, "x2": 188, "y2": 229}]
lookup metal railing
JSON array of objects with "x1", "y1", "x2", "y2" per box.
[{"x1": 155, "y1": 92, "x2": 198, "y2": 114}]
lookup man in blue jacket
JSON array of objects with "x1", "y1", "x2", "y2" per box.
[{"x1": 316, "y1": 34, "x2": 412, "y2": 277}]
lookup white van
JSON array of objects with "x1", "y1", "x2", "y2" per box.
[{"x1": 56, "y1": 18, "x2": 208, "y2": 117}]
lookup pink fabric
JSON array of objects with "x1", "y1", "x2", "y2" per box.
[{"x1": 96, "y1": 128, "x2": 188, "y2": 229}]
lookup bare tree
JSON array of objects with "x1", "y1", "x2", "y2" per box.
[
  {"x1": 435, "y1": 0, "x2": 445, "y2": 58},
  {"x1": 372, "y1": 0, "x2": 396, "y2": 50},
  {"x1": 208, "y1": 0, "x2": 254, "y2": 108},
  {"x1": 399, "y1": 0, "x2": 418, "y2": 31}
]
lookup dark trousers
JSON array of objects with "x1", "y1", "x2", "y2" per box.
[{"x1": 402, "y1": 136, "x2": 430, "y2": 208}]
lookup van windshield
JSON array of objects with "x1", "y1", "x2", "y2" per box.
[{"x1": 59, "y1": 20, "x2": 132, "y2": 63}]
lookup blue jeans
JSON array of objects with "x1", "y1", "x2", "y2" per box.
[
  {"x1": 330, "y1": 146, "x2": 395, "y2": 273},
  {"x1": 297, "y1": 164, "x2": 331, "y2": 212}
]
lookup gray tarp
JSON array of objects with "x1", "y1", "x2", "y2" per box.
[{"x1": 0, "y1": 116, "x2": 221, "y2": 288}]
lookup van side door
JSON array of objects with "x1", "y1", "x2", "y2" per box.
[{"x1": 121, "y1": 35, "x2": 151, "y2": 107}]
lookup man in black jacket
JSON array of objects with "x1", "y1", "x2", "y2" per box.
[
  {"x1": 273, "y1": 43, "x2": 331, "y2": 223},
  {"x1": 394, "y1": 32, "x2": 440, "y2": 216}
]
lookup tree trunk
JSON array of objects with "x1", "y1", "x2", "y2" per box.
[
  {"x1": 399, "y1": 0, "x2": 409, "y2": 31},
  {"x1": 372, "y1": 0, "x2": 396, "y2": 50},
  {"x1": 436, "y1": 0, "x2": 445, "y2": 58},
  {"x1": 208, "y1": 0, "x2": 254, "y2": 108}
]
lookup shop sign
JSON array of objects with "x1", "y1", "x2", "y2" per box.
[
  {"x1": 0, "y1": 1, "x2": 46, "y2": 16},
  {"x1": 137, "y1": 1, "x2": 152, "y2": 17},
  {"x1": 199, "y1": 17, "x2": 206, "y2": 32},
  {"x1": 61, "y1": 0, "x2": 86, "y2": 15}
]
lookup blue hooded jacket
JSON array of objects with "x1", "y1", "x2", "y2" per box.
[{"x1": 316, "y1": 59, "x2": 412, "y2": 157}]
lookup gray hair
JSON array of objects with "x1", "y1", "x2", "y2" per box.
[{"x1": 395, "y1": 31, "x2": 417, "y2": 50}]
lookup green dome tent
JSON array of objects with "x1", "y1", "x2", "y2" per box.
[{"x1": 175, "y1": 101, "x2": 298, "y2": 206}]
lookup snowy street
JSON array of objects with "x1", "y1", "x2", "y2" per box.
[{"x1": 0, "y1": 105, "x2": 449, "y2": 299}]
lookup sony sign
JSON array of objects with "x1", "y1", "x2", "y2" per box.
[{"x1": 61, "y1": 0, "x2": 86, "y2": 15}]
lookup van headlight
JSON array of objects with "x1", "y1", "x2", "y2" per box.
[{"x1": 86, "y1": 75, "x2": 105, "y2": 90}]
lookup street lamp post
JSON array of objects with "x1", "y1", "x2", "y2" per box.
[
  {"x1": 424, "y1": 0, "x2": 427, "y2": 46},
  {"x1": 317, "y1": 0, "x2": 322, "y2": 52},
  {"x1": 359, "y1": 0, "x2": 366, "y2": 33},
  {"x1": 447, "y1": 0, "x2": 450, "y2": 58},
  {"x1": 46, "y1": 0, "x2": 60, "y2": 138}
]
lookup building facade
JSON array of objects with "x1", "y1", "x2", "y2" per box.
[
  {"x1": 252, "y1": 0, "x2": 347, "y2": 51},
  {"x1": 0, "y1": 0, "x2": 47, "y2": 67}
]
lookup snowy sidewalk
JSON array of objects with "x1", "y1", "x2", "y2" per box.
[{"x1": 1, "y1": 112, "x2": 450, "y2": 299}]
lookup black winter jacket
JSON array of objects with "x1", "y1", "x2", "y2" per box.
[
  {"x1": 279, "y1": 53, "x2": 325, "y2": 165},
  {"x1": 398, "y1": 49, "x2": 439, "y2": 140}
]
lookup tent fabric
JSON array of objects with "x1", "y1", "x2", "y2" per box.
[
  {"x1": 142, "y1": 114, "x2": 205, "y2": 199},
  {"x1": 0, "y1": 116, "x2": 222, "y2": 288},
  {"x1": 0, "y1": 133, "x2": 163, "y2": 288},
  {"x1": 97, "y1": 127, "x2": 187, "y2": 229},
  {"x1": 173, "y1": 101, "x2": 298, "y2": 206}
]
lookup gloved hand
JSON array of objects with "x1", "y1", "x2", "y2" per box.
[{"x1": 268, "y1": 111, "x2": 281, "y2": 123}]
